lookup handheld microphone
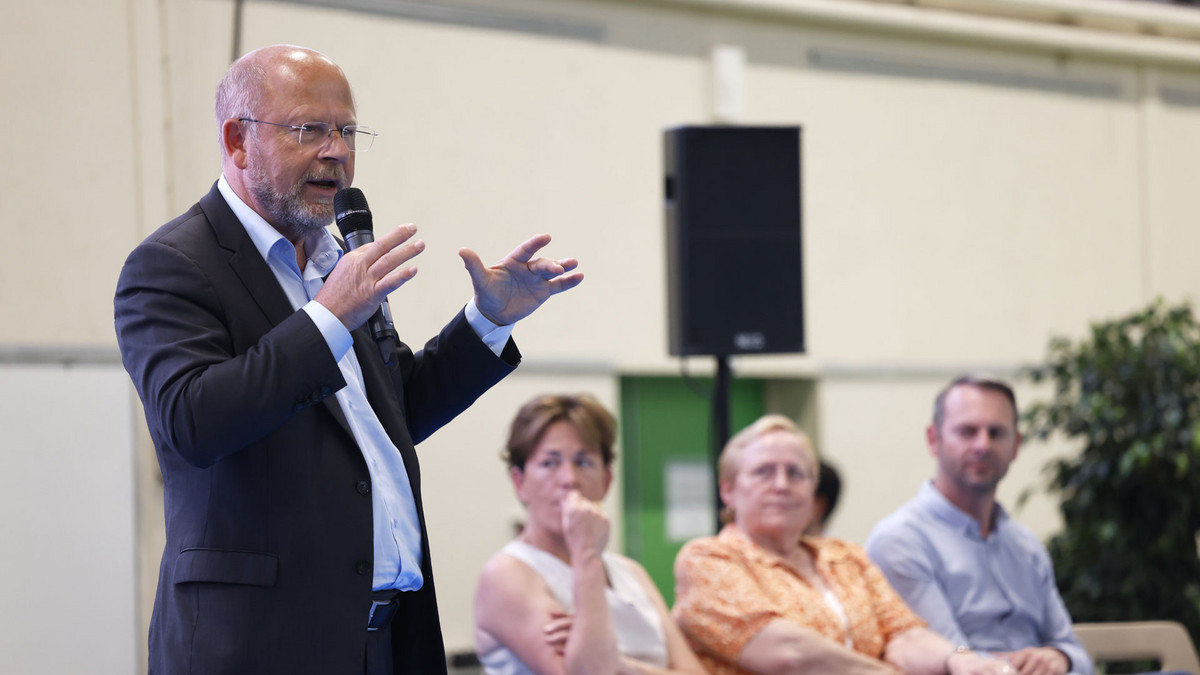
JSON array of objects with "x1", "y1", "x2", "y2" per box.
[{"x1": 334, "y1": 187, "x2": 400, "y2": 367}]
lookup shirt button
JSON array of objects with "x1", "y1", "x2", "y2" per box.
[
  {"x1": 355, "y1": 560, "x2": 370, "y2": 576},
  {"x1": 356, "y1": 480, "x2": 370, "y2": 495}
]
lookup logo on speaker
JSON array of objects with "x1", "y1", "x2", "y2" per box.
[{"x1": 734, "y1": 332, "x2": 766, "y2": 351}]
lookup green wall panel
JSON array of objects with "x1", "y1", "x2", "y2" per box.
[{"x1": 620, "y1": 375, "x2": 765, "y2": 605}]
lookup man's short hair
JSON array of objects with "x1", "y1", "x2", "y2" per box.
[
  {"x1": 816, "y1": 460, "x2": 842, "y2": 520},
  {"x1": 932, "y1": 374, "x2": 1019, "y2": 430},
  {"x1": 215, "y1": 57, "x2": 265, "y2": 132}
]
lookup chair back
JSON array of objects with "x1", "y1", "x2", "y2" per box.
[{"x1": 1073, "y1": 621, "x2": 1200, "y2": 673}]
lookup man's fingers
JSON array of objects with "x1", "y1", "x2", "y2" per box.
[
  {"x1": 504, "y1": 233, "x2": 553, "y2": 264},
  {"x1": 1005, "y1": 652, "x2": 1033, "y2": 675},
  {"x1": 375, "y1": 264, "x2": 419, "y2": 295},
  {"x1": 350, "y1": 223, "x2": 417, "y2": 268},
  {"x1": 548, "y1": 271, "x2": 585, "y2": 295},
  {"x1": 526, "y1": 258, "x2": 564, "y2": 279},
  {"x1": 527, "y1": 256, "x2": 583, "y2": 280},
  {"x1": 458, "y1": 247, "x2": 486, "y2": 283},
  {"x1": 373, "y1": 223, "x2": 418, "y2": 250},
  {"x1": 368, "y1": 237, "x2": 424, "y2": 282}
]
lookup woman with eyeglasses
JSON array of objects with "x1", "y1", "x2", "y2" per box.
[
  {"x1": 672, "y1": 414, "x2": 1015, "y2": 675},
  {"x1": 473, "y1": 394, "x2": 705, "y2": 675}
]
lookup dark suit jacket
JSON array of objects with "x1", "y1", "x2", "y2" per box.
[{"x1": 115, "y1": 183, "x2": 518, "y2": 674}]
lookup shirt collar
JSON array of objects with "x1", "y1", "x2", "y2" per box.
[
  {"x1": 720, "y1": 523, "x2": 826, "y2": 571},
  {"x1": 916, "y1": 480, "x2": 1009, "y2": 539},
  {"x1": 217, "y1": 174, "x2": 342, "y2": 278}
]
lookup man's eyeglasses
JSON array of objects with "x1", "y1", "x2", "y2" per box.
[{"x1": 239, "y1": 118, "x2": 377, "y2": 152}]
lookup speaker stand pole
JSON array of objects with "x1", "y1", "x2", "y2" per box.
[{"x1": 712, "y1": 354, "x2": 732, "y2": 533}]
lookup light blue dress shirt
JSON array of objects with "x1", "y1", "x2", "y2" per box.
[
  {"x1": 865, "y1": 481, "x2": 1094, "y2": 675},
  {"x1": 217, "y1": 176, "x2": 511, "y2": 591}
]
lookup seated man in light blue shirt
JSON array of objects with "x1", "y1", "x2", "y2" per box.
[{"x1": 866, "y1": 375, "x2": 1093, "y2": 675}]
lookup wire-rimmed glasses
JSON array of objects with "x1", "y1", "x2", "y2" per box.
[{"x1": 239, "y1": 118, "x2": 377, "y2": 152}]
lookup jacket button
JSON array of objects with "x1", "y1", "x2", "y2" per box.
[
  {"x1": 356, "y1": 480, "x2": 370, "y2": 495},
  {"x1": 356, "y1": 560, "x2": 370, "y2": 576}
]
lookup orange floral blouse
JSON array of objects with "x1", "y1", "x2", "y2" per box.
[{"x1": 672, "y1": 525, "x2": 925, "y2": 675}]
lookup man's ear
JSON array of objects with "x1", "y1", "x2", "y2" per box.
[
  {"x1": 221, "y1": 118, "x2": 250, "y2": 169},
  {"x1": 926, "y1": 423, "x2": 940, "y2": 458}
]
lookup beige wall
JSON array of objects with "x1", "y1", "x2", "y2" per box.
[{"x1": 5, "y1": 0, "x2": 1200, "y2": 669}]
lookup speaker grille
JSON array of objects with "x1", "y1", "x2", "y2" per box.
[{"x1": 665, "y1": 126, "x2": 804, "y2": 357}]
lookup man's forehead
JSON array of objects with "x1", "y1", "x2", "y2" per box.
[
  {"x1": 945, "y1": 385, "x2": 1016, "y2": 419},
  {"x1": 260, "y1": 81, "x2": 355, "y2": 122}
]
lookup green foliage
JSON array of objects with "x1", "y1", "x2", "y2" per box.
[{"x1": 1025, "y1": 299, "x2": 1200, "y2": 651}]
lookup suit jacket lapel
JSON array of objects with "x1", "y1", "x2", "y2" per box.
[
  {"x1": 199, "y1": 184, "x2": 296, "y2": 327},
  {"x1": 196, "y1": 182, "x2": 354, "y2": 438}
]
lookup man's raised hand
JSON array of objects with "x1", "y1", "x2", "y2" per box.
[
  {"x1": 317, "y1": 224, "x2": 424, "y2": 330},
  {"x1": 459, "y1": 234, "x2": 583, "y2": 326}
]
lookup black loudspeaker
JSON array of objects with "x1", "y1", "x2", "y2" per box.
[{"x1": 664, "y1": 125, "x2": 804, "y2": 357}]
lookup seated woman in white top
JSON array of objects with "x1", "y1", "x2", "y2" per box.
[{"x1": 474, "y1": 394, "x2": 705, "y2": 675}]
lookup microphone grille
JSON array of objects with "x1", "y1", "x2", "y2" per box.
[{"x1": 334, "y1": 188, "x2": 372, "y2": 235}]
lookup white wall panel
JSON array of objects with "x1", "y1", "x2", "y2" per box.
[{"x1": 0, "y1": 365, "x2": 137, "y2": 674}]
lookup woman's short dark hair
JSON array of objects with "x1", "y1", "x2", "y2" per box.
[{"x1": 503, "y1": 394, "x2": 617, "y2": 470}]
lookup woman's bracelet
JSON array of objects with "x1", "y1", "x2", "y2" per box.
[{"x1": 944, "y1": 645, "x2": 972, "y2": 674}]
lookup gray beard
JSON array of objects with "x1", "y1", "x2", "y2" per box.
[{"x1": 247, "y1": 163, "x2": 340, "y2": 240}]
